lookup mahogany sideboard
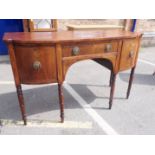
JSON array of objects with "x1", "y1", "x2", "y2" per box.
[{"x1": 3, "y1": 30, "x2": 142, "y2": 125}]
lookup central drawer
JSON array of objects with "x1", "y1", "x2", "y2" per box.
[
  {"x1": 14, "y1": 44, "x2": 57, "y2": 84},
  {"x1": 62, "y1": 41, "x2": 118, "y2": 57}
]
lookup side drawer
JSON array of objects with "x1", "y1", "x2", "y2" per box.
[
  {"x1": 14, "y1": 44, "x2": 57, "y2": 84},
  {"x1": 119, "y1": 39, "x2": 139, "y2": 71},
  {"x1": 62, "y1": 41, "x2": 118, "y2": 57}
]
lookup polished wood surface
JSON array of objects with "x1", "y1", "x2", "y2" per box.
[
  {"x1": 3, "y1": 30, "x2": 142, "y2": 43},
  {"x1": 3, "y1": 30, "x2": 142, "y2": 125},
  {"x1": 14, "y1": 44, "x2": 57, "y2": 84},
  {"x1": 62, "y1": 41, "x2": 118, "y2": 57},
  {"x1": 119, "y1": 38, "x2": 139, "y2": 71}
]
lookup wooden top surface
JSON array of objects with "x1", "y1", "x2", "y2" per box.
[{"x1": 3, "y1": 30, "x2": 142, "y2": 44}]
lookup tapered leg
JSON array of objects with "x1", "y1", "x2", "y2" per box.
[
  {"x1": 58, "y1": 83, "x2": 64, "y2": 123},
  {"x1": 126, "y1": 67, "x2": 136, "y2": 99},
  {"x1": 109, "y1": 70, "x2": 113, "y2": 87},
  {"x1": 16, "y1": 85, "x2": 27, "y2": 125},
  {"x1": 109, "y1": 73, "x2": 116, "y2": 109}
]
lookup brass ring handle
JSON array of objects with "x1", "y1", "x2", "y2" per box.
[
  {"x1": 105, "y1": 44, "x2": 112, "y2": 52},
  {"x1": 72, "y1": 46, "x2": 80, "y2": 56},
  {"x1": 33, "y1": 61, "x2": 41, "y2": 71},
  {"x1": 129, "y1": 51, "x2": 134, "y2": 58}
]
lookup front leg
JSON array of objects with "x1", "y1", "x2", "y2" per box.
[
  {"x1": 109, "y1": 70, "x2": 114, "y2": 87},
  {"x1": 58, "y1": 83, "x2": 64, "y2": 123},
  {"x1": 126, "y1": 66, "x2": 135, "y2": 99},
  {"x1": 16, "y1": 85, "x2": 27, "y2": 125},
  {"x1": 109, "y1": 73, "x2": 117, "y2": 109}
]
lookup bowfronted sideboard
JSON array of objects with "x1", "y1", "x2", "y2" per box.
[{"x1": 3, "y1": 30, "x2": 142, "y2": 125}]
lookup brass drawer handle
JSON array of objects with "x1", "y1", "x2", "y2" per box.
[
  {"x1": 72, "y1": 46, "x2": 80, "y2": 56},
  {"x1": 105, "y1": 44, "x2": 112, "y2": 52},
  {"x1": 129, "y1": 51, "x2": 134, "y2": 58},
  {"x1": 33, "y1": 61, "x2": 41, "y2": 71}
]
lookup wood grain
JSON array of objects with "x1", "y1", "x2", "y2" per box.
[
  {"x1": 3, "y1": 30, "x2": 142, "y2": 44},
  {"x1": 3, "y1": 30, "x2": 142, "y2": 124},
  {"x1": 14, "y1": 44, "x2": 57, "y2": 84}
]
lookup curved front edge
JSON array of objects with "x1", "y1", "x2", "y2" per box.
[
  {"x1": 13, "y1": 43, "x2": 58, "y2": 84},
  {"x1": 62, "y1": 54, "x2": 118, "y2": 80}
]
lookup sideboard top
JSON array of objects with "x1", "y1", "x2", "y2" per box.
[{"x1": 3, "y1": 30, "x2": 142, "y2": 44}]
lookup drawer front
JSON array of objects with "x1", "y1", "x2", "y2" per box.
[
  {"x1": 119, "y1": 39, "x2": 138, "y2": 71},
  {"x1": 14, "y1": 45, "x2": 57, "y2": 84},
  {"x1": 62, "y1": 41, "x2": 118, "y2": 57}
]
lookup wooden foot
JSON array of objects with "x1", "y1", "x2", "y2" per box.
[
  {"x1": 109, "y1": 73, "x2": 116, "y2": 109},
  {"x1": 16, "y1": 85, "x2": 27, "y2": 125},
  {"x1": 126, "y1": 67, "x2": 135, "y2": 99},
  {"x1": 58, "y1": 83, "x2": 64, "y2": 123}
]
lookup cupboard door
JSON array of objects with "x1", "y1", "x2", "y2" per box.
[
  {"x1": 119, "y1": 39, "x2": 138, "y2": 71},
  {"x1": 14, "y1": 44, "x2": 57, "y2": 84}
]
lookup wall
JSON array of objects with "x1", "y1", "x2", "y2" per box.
[
  {"x1": 135, "y1": 19, "x2": 155, "y2": 47},
  {"x1": 57, "y1": 19, "x2": 125, "y2": 30},
  {"x1": 135, "y1": 19, "x2": 155, "y2": 32}
]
